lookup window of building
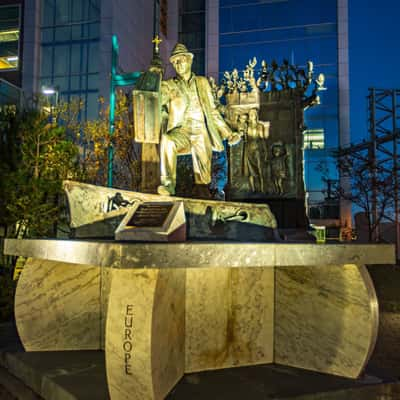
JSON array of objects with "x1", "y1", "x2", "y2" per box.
[
  {"x1": 178, "y1": 0, "x2": 205, "y2": 75},
  {"x1": 304, "y1": 129, "x2": 324, "y2": 150},
  {"x1": 40, "y1": 0, "x2": 100, "y2": 120},
  {"x1": 0, "y1": 5, "x2": 21, "y2": 71}
]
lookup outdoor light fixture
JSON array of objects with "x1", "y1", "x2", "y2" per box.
[
  {"x1": 42, "y1": 86, "x2": 57, "y2": 95},
  {"x1": 41, "y1": 86, "x2": 59, "y2": 121},
  {"x1": 41, "y1": 85, "x2": 59, "y2": 107}
]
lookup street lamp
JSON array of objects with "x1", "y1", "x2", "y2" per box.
[
  {"x1": 42, "y1": 87, "x2": 56, "y2": 95},
  {"x1": 41, "y1": 85, "x2": 59, "y2": 103},
  {"x1": 41, "y1": 85, "x2": 59, "y2": 121}
]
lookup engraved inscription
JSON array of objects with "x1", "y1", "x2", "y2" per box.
[
  {"x1": 127, "y1": 203, "x2": 173, "y2": 227},
  {"x1": 124, "y1": 304, "x2": 134, "y2": 375}
]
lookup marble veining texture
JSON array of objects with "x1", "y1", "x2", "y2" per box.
[
  {"x1": 101, "y1": 266, "x2": 112, "y2": 350},
  {"x1": 105, "y1": 268, "x2": 185, "y2": 400},
  {"x1": 15, "y1": 258, "x2": 101, "y2": 351},
  {"x1": 8, "y1": 241, "x2": 387, "y2": 399},
  {"x1": 4, "y1": 239, "x2": 395, "y2": 269},
  {"x1": 151, "y1": 269, "x2": 186, "y2": 399},
  {"x1": 274, "y1": 264, "x2": 378, "y2": 378},
  {"x1": 63, "y1": 180, "x2": 277, "y2": 230},
  {"x1": 185, "y1": 267, "x2": 274, "y2": 372}
]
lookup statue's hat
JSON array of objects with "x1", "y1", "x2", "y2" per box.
[{"x1": 169, "y1": 43, "x2": 193, "y2": 63}]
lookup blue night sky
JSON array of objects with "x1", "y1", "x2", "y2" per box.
[{"x1": 349, "y1": 0, "x2": 400, "y2": 143}]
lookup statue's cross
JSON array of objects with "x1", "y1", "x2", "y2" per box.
[{"x1": 152, "y1": 35, "x2": 162, "y2": 53}]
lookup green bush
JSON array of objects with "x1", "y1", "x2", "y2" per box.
[{"x1": 0, "y1": 268, "x2": 16, "y2": 322}]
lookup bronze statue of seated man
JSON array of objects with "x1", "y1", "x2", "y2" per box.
[{"x1": 157, "y1": 43, "x2": 241, "y2": 197}]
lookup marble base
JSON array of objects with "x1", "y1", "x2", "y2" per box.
[
  {"x1": 275, "y1": 264, "x2": 378, "y2": 378},
  {"x1": 15, "y1": 258, "x2": 101, "y2": 351},
  {"x1": 106, "y1": 268, "x2": 185, "y2": 400},
  {"x1": 186, "y1": 268, "x2": 274, "y2": 372},
  {"x1": 4, "y1": 239, "x2": 396, "y2": 400}
]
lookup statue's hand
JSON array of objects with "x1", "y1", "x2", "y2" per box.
[{"x1": 227, "y1": 132, "x2": 242, "y2": 146}]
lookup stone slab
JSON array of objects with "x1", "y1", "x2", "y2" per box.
[
  {"x1": 0, "y1": 350, "x2": 397, "y2": 400},
  {"x1": 3, "y1": 240, "x2": 396, "y2": 399},
  {"x1": 0, "y1": 365, "x2": 41, "y2": 400},
  {"x1": 4, "y1": 240, "x2": 396, "y2": 269},
  {"x1": 63, "y1": 180, "x2": 278, "y2": 242},
  {"x1": 105, "y1": 268, "x2": 185, "y2": 400},
  {"x1": 15, "y1": 258, "x2": 101, "y2": 351},
  {"x1": 100, "y1": 267, "x2": 112, "y2": 350},
  {"x1": 0, "y1": 351, "x2": 108, "y2": 400},
  {"x1": 275, "y1": 264, "x2": 378, "y2": 378},
  {"x1": 185, "y1": 267, "x2": 274, "y2": 372},
  {"x1": 10, "y1": 255, "x2": 380, "y2": 385}
]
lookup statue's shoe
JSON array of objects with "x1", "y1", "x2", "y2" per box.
[
  {"x1": 212, "y1": 189, "x2": 225, "y2": 201},
  {"x1": 157, "y1": 184, "x2": 175, "y2": 196}
]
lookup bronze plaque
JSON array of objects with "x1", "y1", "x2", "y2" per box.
[{"x1": 127, "y1": 203, "x2": 173, "y2": 227}]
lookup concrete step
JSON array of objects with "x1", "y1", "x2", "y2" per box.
[{"x1": 0, "y1": 349, "x2": 399, "y2": 400}]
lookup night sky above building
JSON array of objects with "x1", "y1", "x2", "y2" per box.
[{"x1": 349, "y1": 0, "x2": 400, "y2": 143}]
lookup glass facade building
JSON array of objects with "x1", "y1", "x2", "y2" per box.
[
  {"x1": 20, "y1": 0, "x2": 166, "y2": 121},
  {"x1": 0, "y1": 1, "x2": 22, "y2": 89},
  {"x1": 219, "y1": 0, "x2": 342, "y2": 217},
  {"x1": 0, "y1": 4, "x2": 21, "y2": 71},
  {"x1": 178, "y1": 0, "x2": 206, "y2": 75},
  {"x1": 40, "y1": 0, "x2": 100, "y2": 120}
]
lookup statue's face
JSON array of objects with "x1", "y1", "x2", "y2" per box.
[
  {"x1": 273, "y1": 146, "x2": 282, "y2": 157},
  {"x1": 249, "y1": 109, "x2": 258, "y2": 121},
  {"x1": 172, "y1": 54, "x2": 192, "y2": 77}
]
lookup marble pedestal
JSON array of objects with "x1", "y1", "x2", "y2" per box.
[{"x1": 3, "y1": 240, "x2": 395, "y2": 400}]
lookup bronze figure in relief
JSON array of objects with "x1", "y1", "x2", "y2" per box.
[{"x1": 270, "y1": 141, "x2": 288, "y2": 195}]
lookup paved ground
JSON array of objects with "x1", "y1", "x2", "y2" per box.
[
  {"x1": 0, "y1": 386, "x2": 16, "y2": 400},
  {"x1": 0, "y1": 320, "x2": 40, "y2": 399}
]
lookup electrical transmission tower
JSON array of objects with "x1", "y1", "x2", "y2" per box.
[{"x1": 339, "y1": 88, "x2": 400, "y2": 257}]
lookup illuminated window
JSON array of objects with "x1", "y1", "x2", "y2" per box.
[
  {"x1": 0, "y1": 5, "x2": 20, "y2": 71},
  {"x1": 304, "y1": 129, "x2": 325, "y2": 150}
]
